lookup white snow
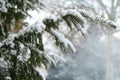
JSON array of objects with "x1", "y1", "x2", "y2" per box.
[
  {"x1": 17, "y1": 43, "x2": 31, "y2": 62},
  {"x1": 42, "y1": 33, "x2": 65, "y2": 66},
  {"x1": 10, "y1": 50, "x2": 17, "y2": 55},
  {"x1": 0, "y1": 0, "x2": 8, "y2": 12},
  {"x1": 25, "y1": 10, "x2": 50, "y2": 25},
  {"x1": 0, "y1": 0, "x2": 12, "y2": 12},
  {"x1": 35, "y1": 65, "x2": 48, "y2": 80},
  {"x1": 99, "y1": 34, "x2": 107, "y2": 42},
  {"x1": 45, "y1": 51, "x2": 65, "y2": 66},
  {"x1": 0, "y1": 42, "x2": 2, "y2": 47},
  {"x1": 50, "y1": 28, "x2": 76, "y2": 53},
  {"x1": 61, "y1": 9, "x2": 86, "y2": 25},
  {"x1": 18, "y1": 20, "x2": 45, "y2": 37},
  {"x1": 5, "y1": 76, "x2": 11, "y2": 80},
  {"x1": 0, "y1": 58, "x2": 8, "y2": 68},
  {"x1": 43, "y1": 14, "x2": 60, "y2": 22},
  {"x1": 2, "y1": 34, "x2": 17, "y2": 48},
  {"x1": 78, "y1": 9, "x2": 118, "y2": 28},
  {"x1": 113, "y1": 31, "x2": 120, "y2": 39}
]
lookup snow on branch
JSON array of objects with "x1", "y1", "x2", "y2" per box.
[
  {"x1": 0, "y1": 0, "x2": 11, "y2": 12},
  {"x1": 61, "y1": 9, "x2": 86, "y2": 32},
  {"x1": 61, "y1": 9, "x2": 86, "y2": 26},
  {"x1": 59, "y1": 9, "x2": 117, "y2": 35},
  {"x1": 1, "y1": 34, "x2": 17, "y2": 48},
  {"x1": 18, "y1": 20, "x2": 45, "y2": 36},
  {"x1": 0, "y1": 7, "x2": 118, "y2": 80},
  {"x1": 50, "y1": 28, "x2": 76, "y2": 53},
  {"x1": 78, "y1": 9, "x2": 118, "y2": 28},
  {"x1": 0, "y1": 57, "x2": 9, "y2": 68},
  {"x1": 0, "y1": 9, "x2": 118, "y2": 58},
  {"x1": 0, "y1": 20, "x2": 45, "y2": 48},
  {"x1": 34, "y1": 64, "x2": 48, "y2": 80},
  {"x1": 60, "y1": 9, "x2": 118, "y2": 29},
  {"x1": 45, "y1": 51, "x2": 65, "y2": 66},
  {"x1": 0, "y1": 42, "x2": 2, "y2": 47},
  {"x1": 21, "y1": 42, "x2": 43, "y2": 55}
]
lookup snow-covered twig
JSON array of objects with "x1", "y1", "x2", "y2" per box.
[{"x1": 50, "y1": 28, "x2": 76, "y2": 53}]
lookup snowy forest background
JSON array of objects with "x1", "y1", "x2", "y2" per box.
[{"x1": 0, "y1": 0, "x2": 120, "y2": 80}]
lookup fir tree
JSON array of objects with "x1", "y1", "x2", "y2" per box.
[{"x1": 0, "y1": 0, "x2": 118, "y2": 80}]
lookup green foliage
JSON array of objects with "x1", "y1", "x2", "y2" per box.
[
  {"x1": 0, "y1": 0, "x2": 38, "y2": 23},
  {"x1": 0, "y1": 0, "x2": 40, "y2": 40},
  {"x1": 0, "y1": 1, "x2": 118, "y2": 80},
  {"x1": 0, "y1": 29, "x2": 46, "y2": 80}
]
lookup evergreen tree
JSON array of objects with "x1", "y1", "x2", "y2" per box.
[
  {"x1": 0, "y1": 0, "x2": 118, "y2": 80},
  {"x1": 0, "y1": 0, "x2": 40, "y2": 39}
]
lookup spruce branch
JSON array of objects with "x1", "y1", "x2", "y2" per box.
[{"x1": 78, "y1": 9, "x2": 118, "y2": 28}]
